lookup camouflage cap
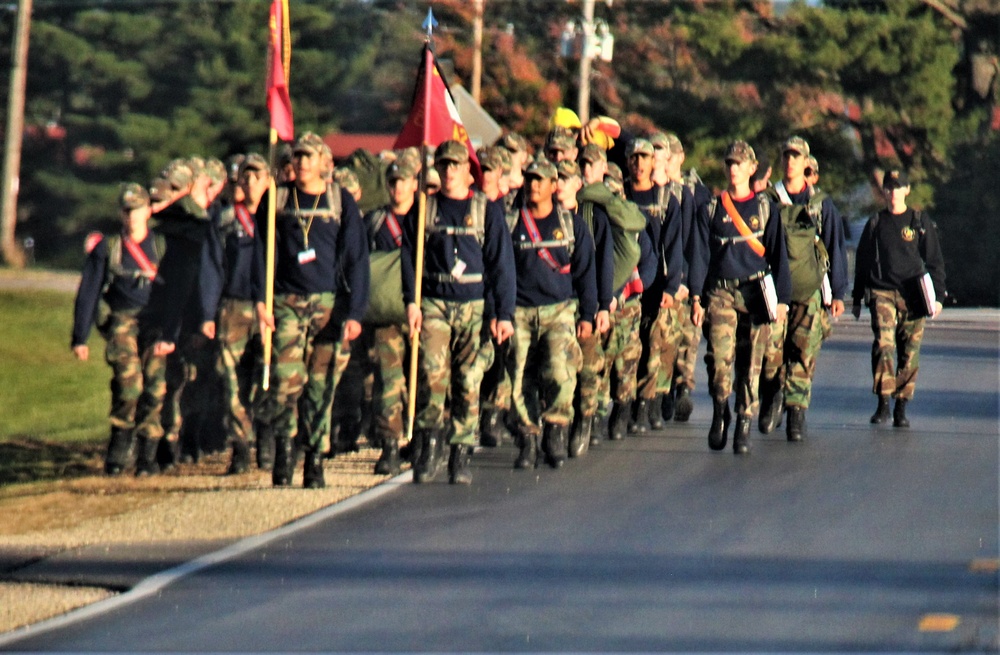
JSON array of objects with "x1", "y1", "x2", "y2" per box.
[
  {"x1": 627, "y1": 138, "x2": 654, "y2": 158},
  {"x1": 665, "y1": 133, "x2": 684, "y2": 156},
  {"x1": 782, "y1": 135, "x2": 810, "y2": 158},
  {"x1": 205, "y1": 158, "x2": 227, "y2": 184},
  {"x1": 276, "y1": 144, "x2": 295, "y2": 168},
  {"x1": 149, "y1": 177, "x2": 173, "y2": 203},
  {"x1": 557, "y1": 159, "x2": 581, "y2": 179},
  {"x1": 225, "y1": 154, "x2": 246, "y2": 182},
  {"x1": 162, "y1": 158, "x2": 194, "y2": 190},
  {"x1": 806, "y1": 155, "x2": 819, "y2": 174},
  {"x1": 397, "y1": 146, "x2": 421, "y2": 171},
  {"x1": 334, "y1": 167, "x2": 360, "y2": 192},
  {"x1": 293, "y1": 132, "x2": 327, "y2": 156},
  {"x1": 238, "y1": 153, "x2": 269, "y2": 178},
  {"x1": 604, "y1": 162, "x2": 625, "y2": 197},
  {"x1": 580, "y1": 143, "x2": 607, "y2": 164},
  {"x1": 500, "y1": 132, "x2": 528, "y2": 154},
  {"x1": 118, "y1": 182, "x2": 150, "y2": 210},
  {"x1": 434, "y1": 139, "x2": 469, "y2": 164},
  {"x1": 724, "y1": 140, "x2": 757, "y2": 165},
  {"x1": 495, "y1": 146, "x2": 512, "y2": 173},
  {"x1": 425, "y1": 167, "x2": 441, "y2": 189},
  {"x1": 605, "y1": 162, "x2": 624, "y2": 184},
  {"x1": 477, "y1": 146, "x2": 504, "y2": 172},
  {"x1": 187, "y1": 156, "x2": 206, "y2": 179},
  {"x1": 385, "y1": 160, "x2": 418, "y2": 182},
  {"x1": 545, "y1": 128, "x2": 576, "y2": 153},
  {"x1": 524, "y1": 157, "x2": 558, "y2": 180},
  {"x1": 648, "y1": 131, "x2": 670, "y2": 150},
  {"x1": 882, "y1": 169, "x2": 909, "y2": 189}
]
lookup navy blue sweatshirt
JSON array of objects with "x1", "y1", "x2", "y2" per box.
[
  {"x1": 510, "y1": 205, "x2": 598, "y2": 321},
  {"x1": 582, "y1": 200, "x2": 615, "y2": 313},
  {"x1": 364, "y1": 206, "x2": 407, "y2": 253},
  {"x1": 252, "y1": 183, "x2": 370, "y2": 323},
  {"x1": 71, "y1": 231, "x2": 160, "y2": 346},
  {"x1": 401, "y1": 191, "x2": 516, "y2": 322},
  {"x1": 689, "y1": 192, "x2": 791, "y2": 304},
  {"x1": 200, "y1": 202, "x2": 258, "y2": 322},
  {"x1": 627, "y1": 183, "x2": 684, "y2": 312}
]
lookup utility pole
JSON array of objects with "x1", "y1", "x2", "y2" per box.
[
  {"x1": 471, "y1": 0, "x2": 483, "y2": 104},
  {"x1": 577, "y1": 0, "x2": 595, "y2": 124},
  {"x1": 1, "y1": 0, "x2": 31, "y2": 268}
]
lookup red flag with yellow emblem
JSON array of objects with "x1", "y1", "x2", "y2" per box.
[{"x1": 267, "y1": 0, "x2": 294, "y2": 141}]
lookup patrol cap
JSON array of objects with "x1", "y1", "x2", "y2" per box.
[
  {"x1": 580, "y1": 143, "x2": 607, "y2": 164},
  {"x1": 238, "y1": 153, "x2": 269, "y2": 178},
  {"x1": 187, "y1": 156, "x2": 206, "y2": 179},
  {"x1": 205, "y1": 158, "x2": 227, "y2": 184},
  {"x1": 385, "y1": 160, "x2": 418, "y2": 182},
  {"x1": 882, "y1": 169, "x2": 909, "y2": 189},
  {"x1": 557, "y1": 159, "x2": 581, "y2": 180},
  {"x1": 495, "y1": 146, "x2": 512, "y2": 173},
  {"x1": 500, "y1": 132, "x2": 528, "y2": 154},
  {"x1": 149, "y1": 177, "x2": 173, "y2": 203},
  {"x1": 162, "y1": 158, "x2": 194, "y2": 190},
  {"x1": 724, "y1": 140, "x2": 757, "y2": 165},
  {"x1": 334, "y1": 167, "x2": 360, "y2": 193},
  {"x1": 434, "y1": 139, "x2": 470, "y2": 165},
  {"x1": 806, "y1": 155, "x2": 819, "y2": 174},
  {"x1": 665, "y1": 133, "x2": 684, "y2": 156},
  {"x1": 648, "y1": 131, "x2": 670, "y2": 150},
  {"x1": 225, "y1": 154, "x2": 246, "y2": 182},
  {"x1": 750, "y1": 154, "x2": 771, "y2": 183},
  {"x1": 397, "y1": 146, "x2": 421, "y2": 171},
  {"x1": 605, "y1": 162, "x2": 624, "y2": 185},
  {"x1": 545, "y1": 128, "x2": 576, "y2": 153},
  {"x1": 119, "y1": 182, "x2": 150, "y2": 210},
  {"x1": 524, "y1": 157, "x2": 558, "y2": 180},
  {"x1": 293, "y1": 132, "x2": 326, "y2": 156},
  {"x1": 477, "y1": 146, "x2": 503, "y2": 172},
  {"x1": 782, "y1": 136, "x2": 810, "y2": 158},
  {"x1": 627, "y1": 138, "x2": 654, "y2": 158},
  {"x1": 604, "y1": 162, "x2": 625, "y2": 197},
  {"x1": 425, "y1": 167, "x2": 441, "y2": 190}
]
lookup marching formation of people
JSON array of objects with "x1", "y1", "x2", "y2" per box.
[{"x1": 71, "y1": 114, "x2": 947, "y2": 488}]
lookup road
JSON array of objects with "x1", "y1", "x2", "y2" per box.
[{"x1": 3, "y1": 317, "x2": 998, "y2": 652}]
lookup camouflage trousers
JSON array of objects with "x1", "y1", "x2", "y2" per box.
[
  {"x1": 599, "y1": 298, "x2": 643, "y2": 411},
  {"x1": 508, "y1": 300, "x2": 583, "y2": 433},
  {"x1": 637, "y1": 304, "x2": 683, "y2": 400},
  {"x1": 480, "y1": 340, "x2": 512, "y2": 413},
  {"x1": 703, "y1": 287, "x2": 771, "y2": 418},
  {"x1": 673, "y1": 298, "x2": 701, "y2": 392},
  {"x1": 134, "y1": 330, "x2": 194, "y2": 443},
  {"x1": 574, "y1": 321, "x2": 606, "y2": 420},
  {"x1": 261, "y1": 293, "x2": 352, "y2": 451},
  {"x1": 102, "y1": 311, "x2": 143, "y2": 430},
  {"x1": 869, "y1": 289, "x2": 926, "y2": 400},
  {"x1": 367, "y1": 322, "x2": 409, "y2": 446},
  {"x1": 415, "y1": 298, "x2": 493, "y2": 446},
  {"x1": 759, "y1": 290, "x2": 830, "y2": 409},
  {"x1": 215, "y1": 298, "x2": 259, "y2": 445}
]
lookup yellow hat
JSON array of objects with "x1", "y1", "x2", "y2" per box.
[{"x1": 550, "y1": 107, "x2": 582, "y2": 131}]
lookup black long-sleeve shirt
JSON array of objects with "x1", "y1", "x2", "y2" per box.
[
  {"x1": 200, "y1": 202, "x2": 258, "y2": 323},
  {"x1": 627, "y1": 184, "x2": 684, "y2": 318},
  {"x1": 852, "y1": 208, "x2": 946, "y2": 304}
]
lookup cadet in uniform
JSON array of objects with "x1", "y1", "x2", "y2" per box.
[
  {"x1": 689, "y1": 141, "x2": 791, "y2": 454},
  {"x1": 252, "y1": 132, "x2": 370, "y2": 488},
  {"x1": 757, "y1": 137, "x2": 848, "y2": 442},
  {"x1": 72, "y1": 183, "x2": 162, "y2": 475},
  {"x1": 499, "y1": 132, "x2": 530, "y2": 214},
  {"x1": 506, "y1": 158, "x2": 597, "y2": 470},
  {"x1": 402, "y1": 140, "x2": 516, "y2": 485},
  {"x1": 852, "y1": 170, "x2": 946, "y2": 428}
]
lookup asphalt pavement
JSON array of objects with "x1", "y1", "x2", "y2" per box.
[{"x1": 2, "y1": 313, "x2": 997, "y2": 652}]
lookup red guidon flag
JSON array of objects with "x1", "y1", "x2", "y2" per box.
[
  {"x1": 267, "y1": 0, "x2": 294, "y2": 141},
  {"x1": 394, "y1": 43, "x2": 481, "y2": 186}
]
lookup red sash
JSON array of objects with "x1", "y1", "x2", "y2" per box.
[
  {"x1": 234, "y1": 203, "x2": 255, "y2": 238},
  {"x1": 721, "y1": 191, "x2": 766, "y2": 257},
  {"x1": 123, "y1": 236, "x2": 157, "y2": 278},
  {"x1": 385, "y1": 212, "x2": 403, "y2": 247},
  {"x1": 521, "y1": 209, "x2": 570, "y2": 274},
  {"x1": 621, "y1": 268, "x2": 644, "y2": 300}
]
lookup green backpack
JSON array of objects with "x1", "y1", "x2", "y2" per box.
[
  {"x1": 579, "y1": 183, "x2": 645, "y2": 291},
  {"x1": 771, "y1": 184, "x2": 829, "y2": 303},
  {"x1": 363, "y1": 208, "x2": 405, "y2": 327}
]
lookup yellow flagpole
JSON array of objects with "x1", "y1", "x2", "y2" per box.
[{"x1": 262, "y1": 129, "x2": 278, "y2": 391}]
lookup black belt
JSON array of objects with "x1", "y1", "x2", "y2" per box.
[{"x1": 709, "y1": 270, "x2": 766, "y2": 291}]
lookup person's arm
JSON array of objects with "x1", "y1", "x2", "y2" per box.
[
  {"x1": 71, "y1": 239, "x2": 108, "y2": 354},
  {"x1": 821, "y1": 198, "x2": 848, "y2": 316},
  {"x1": 338, "y1": 189, "x2": 370, "y2": 333},
  {"x1": 571, "y1": 214, "x2": 598, "y2": 327}
]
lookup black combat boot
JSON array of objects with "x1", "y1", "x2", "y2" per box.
[
  {"x1": 374, "y1": 437, "x2": 401, "y2": 476},
  {"x1": 568, "y1": 413, "x2": 592, "y2": 458},
  {"x1": 733, "y1": 415, "x2": 751, "y2": 455},
  {"x1": 870, "y1": 395, "x2": 891, "y2": 424},
  {"x1": 479, "y1": 409, "x2": 505, "y2": 448},
  {"x1": 893, "y1": 398, "x2": 910, "y2": 428},
  {"x1": 413, "y1": 430, "x2": 442, "y2": 483},
  {"x1": 542, "y1": 423, "x2": 567, "y2": 470},
  {"x1": 661, "y1": 391, "x2": 675, "y2": 422},
  {"x1": 302, "y1": 448, "x2": 326, "y2": 489},
  {"x1": 609, "y1": 401, "x2": 629, "y2": 441},
  {"x1": 226, "y1": 438, "x2": 251, "y2": 475},
  {"x1": 786, "y1": 406, "x2": 806, "y2": 442},
  {"x1": 104, "y1": 427, "x2": 134, "y2": 476},
  {"x1": 134, "y1": 436, "x2": 159, "y2": 477},
  {"x1": 448, "y1": 445, "x2": 473, "y2": 485},
  {"x1": 674, "y1": 386, "x2": 694, "y2": 422},
  {"x1": 707, "y1": 399, "x2": 731, "y2": 451},
  {"x1": 255, "y1": 423, "x2": 274, "y2": 471},
  {"x1": 591, "y1": 413, "x2": 606, "y2": 447},
  {"x1": 758, "y1": 382, "x2": 783, "y2": 435},
  {"x1": 514, "y1": 430, "x2": 538, "y2": 470},
  {"x1": 272, "y1": 434, "x2": 293, "y2": 487},
  {"x1": 157, "y1": 436, "x2": 181, "y2": 472},
  {"x1": 628, "y1": 399, "x2": 648, "y2": 434},
  {"x1": 647, "y1": 395, "x2": 664, "y2": 430}
]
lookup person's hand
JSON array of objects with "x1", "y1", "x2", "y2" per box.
[
  {"x1": 830, "y1": 299, "x2": 845, "y2": 319},
  {"x1": 595, "y1": 310, "x2": 610, "y2": 335},
  {"x1": 776, "y1": 303, "x2": 788, "y2": 324},
  {"x1": 407, "y1": 303, "x2": 422, "y2": 336},
  {"x1": 256, "y1": 302, "x2": 275, "y2": 336},
  {"x1": 342, "y1": 319, "x2": 362, "y2": 343},
  {"x1": 675, "y1": 284, "x2": 689, "y2": 302},
  {"x1": 609, "y1": 297, "x2": 618, "y2": 313},
  {"x1": 153, "y1": 341, "x2": 176, "y2": 357},
  {"x1": 493, "y1": 320, "x2": 514, "y2": 345},
  {"x1": 72, "y1": 344, "x2": 89, "y2": 361},
  {"x1": 661, "y1": 292, "x2": 675, "y2": 310},
  {"x1": 691, "y1": 297, "x2": 704, "y2": 327},
  {"x1": 201, "y1": 321, "x2": 216, "y2": 340},
  {"x1": 852, "y1": 302, "x2": 862, "y2": 320},
  {"x1": 576, "y1": 320, "x2": 593, "y2": 340},
  {"x1": 932, "y1": 301, "x2": 943, "y2": 318}
]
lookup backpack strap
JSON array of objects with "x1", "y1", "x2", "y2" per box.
[
  {"x1": 425, "y1": 191, "x2": 488, "y2": 246},
  {"x1": 367, "y1": 207, "x2": 391, "y2": 250},
  {"x1": 275, "y1": 183, "x2": 342, "y2": 223}
]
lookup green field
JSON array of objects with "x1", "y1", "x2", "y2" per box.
[{"x1": 0, "y1": 289, "x2": 109, "y2": 484}]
